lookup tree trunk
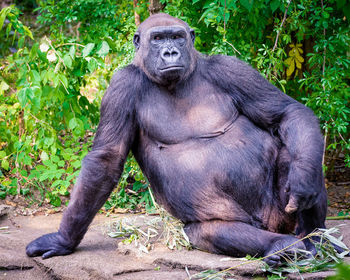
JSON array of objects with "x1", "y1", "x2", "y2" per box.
[
  {"x1": 148, "y1": 0, "x2": 165, "y2": 15},
  {"x1": 133, "y1": 0, "x2": 141, "y2": 26}
]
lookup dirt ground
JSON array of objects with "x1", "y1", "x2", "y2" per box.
[{"x1": 0, "y1": 205, "x2": 349, "y2": 280}]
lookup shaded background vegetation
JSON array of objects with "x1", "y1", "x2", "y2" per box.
[{"x1": 0, "y1": 0, "x2": 349, "y2": 214}]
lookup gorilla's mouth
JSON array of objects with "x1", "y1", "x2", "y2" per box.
[{"x1": 160, "y1": 66, "x2": 184, "y2": 72}]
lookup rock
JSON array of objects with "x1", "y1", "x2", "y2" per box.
[
  {"x1": 0, "y1": 213, "x2": 349, "y2": 279},
  {"x1": 0, "y1": 204, "x2": 11, "y2": 217}
]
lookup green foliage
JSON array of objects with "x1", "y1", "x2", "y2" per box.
[
  {"x1": 0, "y1": 0, "x2": 349, "y2": 210},
  {"x1": 0, "y1": 5, "x2": 33, "y2": 58},
  {"x1": 327, "y1": 262, "x2": 350, "y2": 280}
]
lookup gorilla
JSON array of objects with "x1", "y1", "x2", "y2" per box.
[{"x1": 27, "y1": 14, "x2": 328, "y2": 265}]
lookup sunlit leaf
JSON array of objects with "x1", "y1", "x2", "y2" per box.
[
  {"x1": 82, "y1": 43, "x2": 95, "y2": 58},
  {"x1": 69, "y1": 45, "x2": 76, "y2": 59},
  {"x1": 286, "y1": 59, "x2": 295, "y2": 76},
  {"x1": 63, "y1": 54, "x2": 72, "y2": 68},
  {"x1": 1, "y1": 159, "x2": 9, "y2": 170},
  {"x1": 97, "y1": 41, "x2": 110, "y2": 57},
  {"x1": 88, "y1": 58, "x2": 98, "y2": 73}
]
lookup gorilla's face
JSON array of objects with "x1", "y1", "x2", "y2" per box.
[{"x1": 133, "y1": 24, "x2": 196, "y2": 86}]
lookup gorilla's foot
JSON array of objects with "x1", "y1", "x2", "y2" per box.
[
  {"x1": 303, "y1": 235, "x2": 350, "y2": 258},
  {"x1": 26, "y1": 232, "x2": 74, "y2": 259},
  {"x1": 264, "y1": 236, "x2": 307, "y2": 267}
]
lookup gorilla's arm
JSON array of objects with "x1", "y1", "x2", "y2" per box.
[
  {"x1": 204, "y1": 56, "x2": 324, "y2": 213},
  {"x1": 26, "y1": 66, "x2": 140, "y2": 258}
]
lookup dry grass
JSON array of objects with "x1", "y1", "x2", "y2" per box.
[{"x1": 107, "y1": 187, "x2": 191, "y2": 253}]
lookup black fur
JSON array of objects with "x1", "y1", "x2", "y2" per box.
[{"x1": 26, "y1": 14, "x2": 329, "y2": 265}]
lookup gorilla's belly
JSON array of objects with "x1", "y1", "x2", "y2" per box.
[{"x1": 135, "y1": 115, "x2": 279, "y2": 223}]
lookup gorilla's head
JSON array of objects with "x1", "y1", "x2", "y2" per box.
[{"x1": 133, "y1": 13, "x2": 197, "y2": 86}]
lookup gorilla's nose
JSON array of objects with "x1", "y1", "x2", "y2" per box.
[{"x1": 161, "y1": 47, "x2": 180, "y2": 63}]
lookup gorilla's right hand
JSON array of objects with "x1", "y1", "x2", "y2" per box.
[{"x1": 26, "y1": 232, "x2": 74, "y2": 259}]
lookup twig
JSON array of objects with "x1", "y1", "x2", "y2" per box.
[
  {"x1": 321, "y1": 0, "x2": 326, "y2": 92},
  {"x1": 321, "y1": 0, "x2": 330, "y2": 167},
  {"x1": 267, "y1": 0, "x2": 292, "y2": 78},
  {"x1": 326, "y1": 216, "x2": 350, "y2": 220},
  {"x1": 336, "y1": 181, "x2": 350, "y2": 185},
  {"x1": 272, "y1": 0, "x2": 292, "y2": 52},
  {"x1": 185, "y1": 266, "x2": 191, "y2": 279},
  {"x1": 222, "y1": 0, "x2": 241, "y2": 55},
  {"x1": 56, "y1": 42, "x2": 84, "y2": 48},
  {"x1": 322, "y1": 129, "x2": 327, "y2": 166}
]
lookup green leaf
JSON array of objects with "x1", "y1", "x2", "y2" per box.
[
  {"x1": 18, "y1": 36, "x2": 25, "y2": 49},
  {"x1": 63, "y1": 54, "x2": 72, "y2": 68},
  {"x1": 82, "y1": 43, "x2": 95, "y2": 58},
  {"x1": 69, "y1": 118, "x2": 79, "y2": 130},
  {"x1": 17, "y1": 88, "x2": 28, "y2": 107},
  {"x1": 49, "y1": 196, "x2": 61, "y2": 207},
  {"x1": 0, "y1": 81, "x2": 9, "y2": 93},
  {"x1": 240, "y1": 0, "x2": 254, "y2": 12},
  {"x1": 25, "y1": 87, "x2": 34, "y2": 101},
  {"x1": 1, "y1": 159, "x2": 9, "y2": 170},
  {"x1": 52, "y1": 74, "x2": 60, "y2": 87},
  {"x1": 44, "y1": 137, "x2": 54, "y2": 147},
  {"x1": 30, "y1": 70, "x2": 41, "y2": 84},
  {"x1": 0, "y1": 6, "x2": 11, "y2": 31},
  {"x1": 51, "y1": 155, "x2": 60, "y2": 163},
  {"x1": 59, "y1": 74, "x2": 68, "y2": 89},
  {"x1": 69, "y1": 118, "x2": 85, "y2": 136},
  {"x1": 23, "y1": 25, "x2": 33, "y2": 40},
  {"x1": 8, "y1": 187, "x2": 17, "y2": 195},
  {"x1": 88, "y1": 58, "x2": 97, "y2": 73},
  {"x1": 41, "y1": 151, "x2": 49, "y2": 161},
  {"x1": 30, "y1": 43, "x2": 39, "y2": 59},
  {"x1": 270, "y1": 0, "x2": 280, "y2": 13},
  {"x1": 52, "y1": 180, "x2": 63, "y2": 187},
  {"x1": 0, "y1": 151, "x2": 6, "y2": 159},
  {"x1": 69, "y1": 45, "x2": 76, "y2": 59},
  {"x1": 97, "y1": 41, "x2": 110, "y2": 57}
]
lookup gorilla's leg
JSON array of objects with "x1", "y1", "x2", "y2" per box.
[{"x1": 184, "y1": 220, "x2": 305, "y2": 266}]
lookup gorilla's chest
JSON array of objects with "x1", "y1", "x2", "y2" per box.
[{"x1": 137, "y1": 83, "x2": 238, "y2": 144}]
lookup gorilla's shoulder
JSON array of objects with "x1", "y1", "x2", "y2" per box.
[
  {"x1": 200, "y1": 54, "x2": 252, "y2": 72},
  {"x1": 111, "y1": 64, "x2": 144, "y2": 83},
  {"x1": 107, "y1": 64, "x2": 149, "y2": 94},
  {"x1": 198, "y1": 54, "x2": 258, "y2": 85}
]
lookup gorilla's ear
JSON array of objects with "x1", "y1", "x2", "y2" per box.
[
  {"x1": 133, "y1": 32, "x2": 140, "y2": 50},
  {"x1": 190, "y1": 29, "x2": 195, "y2": 45}
]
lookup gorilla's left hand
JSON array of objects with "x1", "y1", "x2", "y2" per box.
[
  {"x1": 26, "y1": 232, "x2": 74, "y2": 259},
  {"x1": 284, "y1": 173, "x2": 319, "y2": 214}
]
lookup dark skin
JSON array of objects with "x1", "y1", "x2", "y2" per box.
[{"x1": 26, "y1": 14, "x2": 328, "y2": 265}]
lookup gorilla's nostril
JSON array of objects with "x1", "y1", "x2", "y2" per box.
[{"x1": 171, "y1": 51, "x2": 179, "y2": 57}]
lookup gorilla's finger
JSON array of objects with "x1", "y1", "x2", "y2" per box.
[
  {"x1": 285, "y1": 195, "x2": 299, "y2": 214},
  {"x1": 42, "y1": 250, "x2": 57, "y2": 259}
]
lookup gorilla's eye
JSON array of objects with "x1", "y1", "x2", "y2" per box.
[
  {"x1": 172, "y1": 35, "x2": 182, "y2": 40},
  {"x1": 154, "y1": 36, "x2": 162, "y2": 40}
]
